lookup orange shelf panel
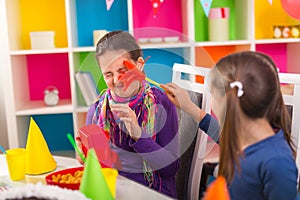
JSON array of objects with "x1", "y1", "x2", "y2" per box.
[{"x1": 195, "y1": 45, "x2": 250, "y2": 67}]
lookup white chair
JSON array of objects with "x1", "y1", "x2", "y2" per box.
[
  {"x1": 278, "y1": 73, "x2": 300, "y2": 181},
  {"x1": 173, "y1": 64, "x2": 300, "y2": 199},
  {"x1": 172, "y1": 63, "x2": 217, "y2": 200}
]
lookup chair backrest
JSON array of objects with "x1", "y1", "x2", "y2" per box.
[
  {"x1": 278, "y1": 73, "x2": 300, "y2": 178},
  {"x1": 173, "y1": 64, "x2": 300, "y2": 198},
  {"x1": 172, "y1": 63, "x2": 211, "y2": 200}
]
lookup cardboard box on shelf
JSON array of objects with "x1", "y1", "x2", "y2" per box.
[{"x1": 30, "y1": 31, "x2": 55, "y2": 49}]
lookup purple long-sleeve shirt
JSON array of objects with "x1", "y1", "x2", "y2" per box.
[{"x1": 86, "y1": 87, "x2": 180, "y2": 198}]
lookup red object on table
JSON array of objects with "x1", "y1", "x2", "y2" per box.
[
  {"x1": 79, "y1": 124, "x2": 122, "y2": 169},
  {"x1": 45, "y1": 166, "x2": 84, "y2": 190}
]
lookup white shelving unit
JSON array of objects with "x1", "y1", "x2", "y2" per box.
[{"x1": 1, "y1": 0, "x2": 300, "y2": 155}]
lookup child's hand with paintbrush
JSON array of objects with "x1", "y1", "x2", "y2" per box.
[{"x1": 161, "y1": 83, "x2": 206, "y2": 124}]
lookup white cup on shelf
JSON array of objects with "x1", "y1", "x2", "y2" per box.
[
  {"x1": 93, "y1": 30, "x2": 108, "y2": 46},
  {"x1": 30, "y1": 31, "x2": 55, "y2": 49}
]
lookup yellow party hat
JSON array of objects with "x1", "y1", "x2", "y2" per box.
[{"x1": 25, "y1": 117, "x2": 56, "y2": 175}]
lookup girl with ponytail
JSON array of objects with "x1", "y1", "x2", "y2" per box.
[{"x1": 163, "y1": 51, "x2": 298, "y2": 200}]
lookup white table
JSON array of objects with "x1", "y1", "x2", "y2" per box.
[{"x1": 0, "y1": 155, "x2": 173, "y2": 200}]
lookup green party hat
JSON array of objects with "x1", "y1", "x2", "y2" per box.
[{"x1": 79, "y1": 148, "x2": 114, "y2": 200}]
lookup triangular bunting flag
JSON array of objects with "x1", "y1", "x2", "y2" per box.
[
  {"x1": 200, "y1": 0, "x2": 213, "y2": 17},
  {"x1": 150, "y1": 0, "x2": 164, "y2": 18},
  {"x1": 25, "y1": 117, "x2": 56, "y2": 175},
  {"x1": 106, "y1": 0, "x2": 114, "y2": 11}
]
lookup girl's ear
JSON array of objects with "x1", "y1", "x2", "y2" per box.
[{"x1": 136, "y1": 57, "x2": 145, "y2": 71}]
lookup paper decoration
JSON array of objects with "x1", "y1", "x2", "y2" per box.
[
  {"x1": 106, "y1": 0, "x2": 114, "y2": 11},
  {"x1": 150, "y1": 0, "x2": 164, "y2": 18},
  {"x1": 200, "y1": 0, "x2": 213, "y2": 17},
  {"x1": 268, "y1": 0, "x2": 272, "y2": 5},
  {"x1": 119, "y1": 60, "x2": 146, "y2": 92},
  {"x1": 203, "y1": 176, "x2": 230, "y2": 200},
  {"x1": 25, "y1": 117, "x2": 56, "y2": 175},
  {"x1": 281, "y1": 0, "x2": 300, "y2": 20},
  {"x1": 80, "y1": 148, "x2": 114, "y2": 200}
]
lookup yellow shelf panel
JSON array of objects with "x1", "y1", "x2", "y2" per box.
[
  {"x1": 20, "y1": 0, "x2": 67, "y2": 49},
  {"x1": 255, "y1": 0, "x2": 300, "y2": 39}
]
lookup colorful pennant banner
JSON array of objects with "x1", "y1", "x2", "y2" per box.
[
  {"x1": 150, "y1": 0, "x2": 164, "y2": 18},
  {"x1": 106, "y1": 0, "x2": 114, "y2": 11},
  {"x1": 199, "y1": 0, "x2": 272, "y2": 17},
  {"x1": 200, "y1": 0, "x2": 213, "y2": 17}
]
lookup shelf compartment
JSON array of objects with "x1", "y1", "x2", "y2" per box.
[
  {"x1": 73, "y1": 52, "x2": 106, "y2": 107},
  {"x1": 132, "y1": 0, "x2": 186, "y2": 42},
  {"x1": 73, "y1": 0, "x2": 128, "y2": 47},
  {"x1": 195, "y1": 40, "x2": 251, "y2": 47},
  {"x1": 11, "y1": 53, "x2": 71, "y2": 111},
  {"x1": 71, "y1": 42, "x2": 193, "y2": 51},
  {"x1": 16, "y1": 114, "x2": 74, "y2": 152},
  {"x1": 255, "y1": 0, "x2": 300, "y2": 40},
  {"x1": 194, "y1": 0, "x2": 249, "y2": 42},
  {"x1": 256, "y1": 43, "x2": 300, "y2": 73},
  {"x1": 140, "y1": 42, "x2": 193, "y2": 49},
  {"x1": 17, "y1": 114, "x2": 74, "y2": 152},
  {"x1": 15, "y1": 99, "x2": 73, "y2": 116},
  {"x1": 6, "y1": 0, "x2": 67, "y2": 50},
  {"x1": 255, "y1": 38, "x2": 300, "y2": 44},
  {"x1": 143, "y1": 48, "x2": 187, "y2": 85},
  {"x1": 10, "y1": 48, "x2": 69, "y2": 56},
  {"x1": 195, "y1": 44, "x2": 251, "y2": 67}
]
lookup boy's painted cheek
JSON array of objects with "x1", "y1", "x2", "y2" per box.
[
  {"x1": 117, "y1": 72, "x2": 126, "y2": 82},
  {"x1": 118, "y1": 75, "x2": 123, "y2": 81},
  {"x1": 123, "y1": 60, "x2": 136, "y2": 70}
]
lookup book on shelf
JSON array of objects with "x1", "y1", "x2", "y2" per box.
[{"x1": 75, "y1": 71, "x2": 99, "y2": 106}]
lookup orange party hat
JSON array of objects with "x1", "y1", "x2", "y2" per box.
[
  {"x1": 203, "y1": 176, "x2": 231, "y2": 200},
  {"x1": 80, "y1": 148, "x2": 114, "y2": 200},
  {"x1": 25, "y1": 117, "x2": 56, "y2": 175}
]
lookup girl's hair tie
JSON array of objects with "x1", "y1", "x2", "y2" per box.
[{"x1": 230, "y1": 81, "x2": 244, "y2": 97}]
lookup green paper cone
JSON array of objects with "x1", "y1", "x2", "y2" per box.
[{"x1": 80, "y1": 148, "x2": 114, "y2": 200}]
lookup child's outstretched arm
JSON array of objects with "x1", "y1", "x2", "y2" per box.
[
  {"x1": 161, "y1": 83, "x2": 220, "y2": 143},
  {"x1": 161, "y1": 83, "x2": 206, "y2": 123}
]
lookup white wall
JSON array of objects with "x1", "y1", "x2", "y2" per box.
[
  {"x1": 0, "y1": 0, "x2": 9, "y2": 149},
  {"x1": 0, "y1": 73, "x2": 8, "y2": 149}
]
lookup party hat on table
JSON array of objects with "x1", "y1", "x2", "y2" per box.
[
  {"x1": 80, "y1": 148, "x2": 114, "y2": 200},
  {"x1": 203, "y1": 176, "x2": 230, "y2": 200},
  {"x1": 25, "y1": 117, "x2": 56, "y2": 175}
]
